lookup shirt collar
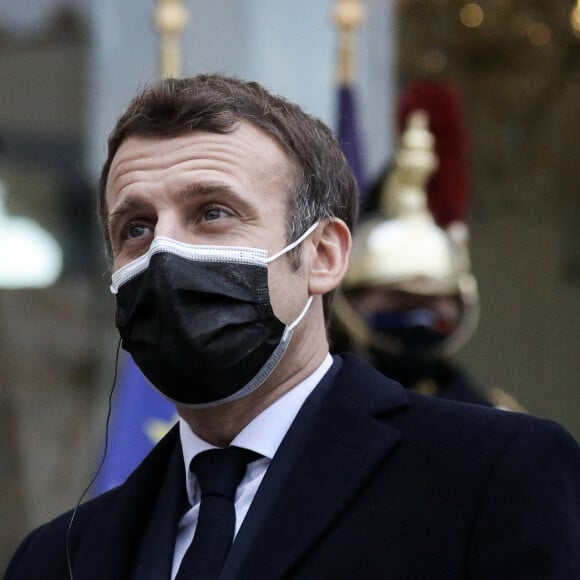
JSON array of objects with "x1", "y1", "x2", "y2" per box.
[{"x1": 179, "y1": 353, "x2": 333, "y2": 486}]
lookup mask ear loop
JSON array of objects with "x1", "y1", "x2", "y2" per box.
[
  {"x1": 266, "y1": 221, "x2": 320, "y2": 263},
  {"x1": 266, "y1": 222, "x2": 319, "y2": 341},
  {"x1": 65, "y1": 338, "x2": 122, "y2": 580},
  {"x1": 282, "y1": 296, "x2": 314, "y2": 341}
]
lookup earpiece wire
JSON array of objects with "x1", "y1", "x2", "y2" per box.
[{"x1": 65, "y1": 338, "x2": 122, "y2": 580}]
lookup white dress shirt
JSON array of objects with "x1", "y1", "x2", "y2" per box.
[{"x1": 171, "y1": 353, "x2": 333, "y2": 579}]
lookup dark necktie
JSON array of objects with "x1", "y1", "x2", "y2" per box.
[{"x1": 175, "y1": 446, "x2": 260, "y2": 580}]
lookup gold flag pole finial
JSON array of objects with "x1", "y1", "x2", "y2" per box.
[
  {"x1": 155, "y1": 0, "x2": 189, "y2": 78},
  {"x1": 571, "y1": 0, "x2": 580, "y2": 37},
  {"x1": 334, "y1": 0, "x2": 366, "y2": 86}
]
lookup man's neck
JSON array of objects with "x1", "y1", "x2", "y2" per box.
[
  {"x1": 176, "y1": 381, "x2": 292, "y2": 447},
  {"x1": 176, "y1": 342, "x2": 328, "y2": 447}
]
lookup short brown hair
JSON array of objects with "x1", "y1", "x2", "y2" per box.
[{"x1": 99, "y1": 74, "x2": 359, "y2": 319}]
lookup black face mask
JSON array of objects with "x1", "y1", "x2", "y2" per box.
[
  {"x1": 370, "y1": 308, "x2": 451, "y2": 353},
  {"x1": 110, "y1": 225, "x2": 317, "y2": 408}
]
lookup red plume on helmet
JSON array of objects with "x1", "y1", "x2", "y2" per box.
[{"x1": 397, "y1": 81, "x2": 470, "y2": 228}]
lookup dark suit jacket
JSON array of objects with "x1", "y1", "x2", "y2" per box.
[{"x1": 6, "y1": 354, "x2": 580, "y2": 579}]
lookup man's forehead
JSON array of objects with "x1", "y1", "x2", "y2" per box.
[{"x1": 108, "y1": 122, "x2": 293, "y2": 176}]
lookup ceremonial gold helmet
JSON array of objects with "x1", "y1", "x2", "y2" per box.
[{"x1": 334, "y1": 82, "x2": 478, "y2": 357}]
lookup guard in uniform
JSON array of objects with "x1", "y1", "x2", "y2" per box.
[{"x1": 331, "y1": 82, "x2": 522, "y2": 409}]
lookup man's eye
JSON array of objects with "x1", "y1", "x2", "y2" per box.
[
  {"x1": 203, "y1": 208, "x2": 228, "y2": 221},
  {"x1": 125, "y1": 223, "x2": 152, "y2": 239}
]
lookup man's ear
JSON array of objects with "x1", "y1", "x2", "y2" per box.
[{"x1": 308, "y1": 218, "x2": 352, "y2": 296}]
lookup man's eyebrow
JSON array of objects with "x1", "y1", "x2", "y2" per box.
[
  {"x1": 177, "y1": 182, "x2": 248, "y2": 205},
  {"x1": 107, "y1": 183, "x2": 255, "y2": 230},
  {"x1": 177, "y1": 182, "x2": 255, "y2": 213},
  {"x1": 107, "y1": 196, "x2": 147, "y2": 232}
]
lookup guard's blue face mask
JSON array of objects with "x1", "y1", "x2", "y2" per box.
[
  {"x1": 370, "y1": 308, "x2": 452, "y2": 353},
  {"x1": 110, "y1": 223, "x2": 318, "y2": 408}
]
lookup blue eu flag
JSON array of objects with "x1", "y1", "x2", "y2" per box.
[
  {"x1": 93, "y1": 353, "x2": 177, "y2": 494},
  {"x1": 337, "y1": 84, "x2": 366, "y2": 195}
]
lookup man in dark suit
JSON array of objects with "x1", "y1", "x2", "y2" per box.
[{"x1": 6, "y1": 74, "x2": 580, "y2": 579}]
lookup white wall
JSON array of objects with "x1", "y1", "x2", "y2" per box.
[{"x1": 87, "y1": 0, "x2": 396, "y2": 182}]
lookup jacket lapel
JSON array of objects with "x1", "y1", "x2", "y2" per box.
[
  {"x1": 71, "y1": 425, "x2": 183, "y2": 580},
  {"x1": 221, "y1": 354, "x2": 409, "y2": 580},
  {"x1": 131, "y1": 439, "x2": 189, "y2": 580}
]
